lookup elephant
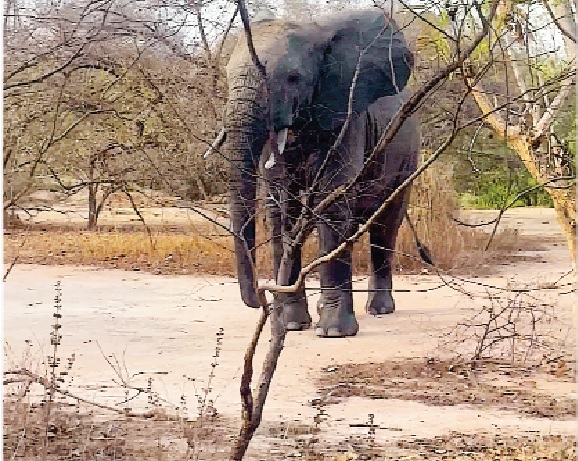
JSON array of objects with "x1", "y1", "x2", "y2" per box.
[{"x1": 217, "y1": 7, "x2": 419, "y2": 337}]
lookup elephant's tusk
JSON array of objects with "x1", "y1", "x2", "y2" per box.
[
  {"x1": 264, "y1": 151, "x2": 276, "y2": 169},
  {"x1": 203, "y1": 127, "x2": 226, "y2": 158},
  {"x1": 264, "y1": 128, "x2": 289, "y2": 169},
  {"x1": 277, "y1": 128, "x2": 288, "y2": 155}
]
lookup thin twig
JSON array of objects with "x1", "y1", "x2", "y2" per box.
[
  {"x1": 4, "y1": 369, "x2": 161, "y2": 417},
  {"x1": 541, "y1": 0, "x2": 576, "y2": 43}
]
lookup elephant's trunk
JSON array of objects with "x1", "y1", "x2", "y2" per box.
[{"x1": 225, "y1": 70, "x2": 268, "y2": 307}]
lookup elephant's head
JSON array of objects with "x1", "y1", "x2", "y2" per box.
[{"x1": 224, "y1": 8, "x2": 414, "y2": 307}]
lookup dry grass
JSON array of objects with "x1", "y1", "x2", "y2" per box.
[
  {"x1": 4, "y1": 399, "x2": 574, "y2": 461},
  {"x1": 3, "y1": 400, "x2": 196, "y2": 460},
  {"x1": 3, "y1": 219, "x2": 521, "y2": 278},
  {"x1": 3, "y1": 224, "x2": 237, "y2": 275},
  {"x1": 316, "y1": 358, "x2": 576, "y2": 419},
  {"x1": 4, "y1": 163, "x2": 527, "y2": 276},
  {"x1": 392, "y1": 434, "x2": 576, "y2": 461},
  {"x1": 2, "y1": 174, "x2": 568, "y2": 461},
  {"x1": 4, "y1": 189, "x2": 519, "y2": 277}
]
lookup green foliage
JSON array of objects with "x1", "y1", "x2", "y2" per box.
[
  {"x1": 458, "y1": 164, "x2": 553, "y2": 209},
  {"x1": 449, "y1": 126, "x2": 555, "y2": 210}
]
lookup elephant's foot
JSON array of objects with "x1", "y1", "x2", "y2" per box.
[
  {"x1": 315, "y1": 292, "x2": 359, "y2": 338},
  {"x1": 282, "y1": 296, "x2": 312, "y2": 331},
  {"x1": 284, "y1": 305, "x2": 312, "y2": 331},
  {"x1": 365, "y1": 293, "x2": 395, "y2": 315},
  {"x1": 365, "y1": 277, "x2": 396, "y2": 315}
]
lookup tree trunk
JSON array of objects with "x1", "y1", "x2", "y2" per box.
[
  {"x1": 87, "y1": 183, "x2": 98, "y2": 230},
  {"x1": 510, "y1": 136, "x2": 576, "y2": 269},
  {"x1": 468, "y1": 80, "x2": 576, "y2": 270}
]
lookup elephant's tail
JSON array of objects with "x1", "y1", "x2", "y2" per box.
[{"x1": 404, "y1": 211, "x2": 435, "y2": 267}]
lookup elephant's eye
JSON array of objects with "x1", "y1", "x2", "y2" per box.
[{"x1": 287, "y1": 73, "x2": 300, "y2": 84}]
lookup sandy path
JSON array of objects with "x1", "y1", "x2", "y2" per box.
[{"x1": 3, "y1": 208, "x2": 576, "y2": 453}]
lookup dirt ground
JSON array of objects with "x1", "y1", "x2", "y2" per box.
[{"x1": 3, "y1": 207, "x2": 576, "y2": 459}]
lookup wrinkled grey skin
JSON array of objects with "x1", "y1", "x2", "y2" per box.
[{"x1": 223, "y1": 8, "x2": 419, "y2": 337}]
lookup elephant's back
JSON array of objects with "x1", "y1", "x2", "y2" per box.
[{"x1": 317, "y1": 7, "x2": 398, "y2": 31}]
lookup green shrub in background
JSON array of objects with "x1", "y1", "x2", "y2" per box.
[
  {"x1": 458, "y1": 165, "x2": 553, "y2": 210},
  {"x1": 451, "y1": 87, "x2": 574, "y2": 211},
  {"x1": 447, "y1": 124, "x2": 559, "y2": 211}
]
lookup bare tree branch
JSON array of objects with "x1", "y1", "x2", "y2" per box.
[
  {"x1": 533, "y1": 69, "x2": 576, "y2": 141},
  {"x1": 542, "y1": 0, "x2": 576, "y2": 43},
  {"x1": 237, "y1": 0, "x2": 266, "y2": 78}
]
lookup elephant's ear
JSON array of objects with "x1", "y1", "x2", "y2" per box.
[{"x1": 314, "y1": 10, "x2": 413, "y2": 130}]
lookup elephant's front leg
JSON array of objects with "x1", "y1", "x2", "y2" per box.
[
  {"x1": 365, "y1": 190, "x2": 409, "y2": 315},
  {"x1": 269, "y1": 190, "x2": 311, "y2": 331},
  {"x1": 315, "y1": 209, "x2": 359, "y2": 337}
]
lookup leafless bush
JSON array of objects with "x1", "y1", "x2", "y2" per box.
[
  {"x1": 3, "y1": 0, "x2": 235, "y2": 227},
  {"x1": 439, "y1": 289, "x2": 570, "y2": 367}
]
